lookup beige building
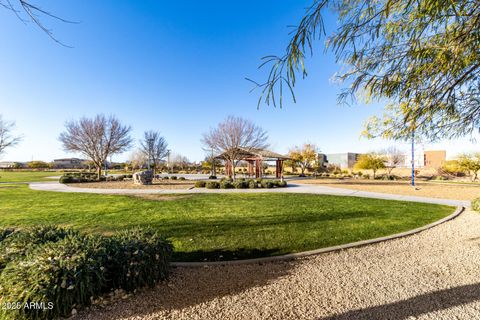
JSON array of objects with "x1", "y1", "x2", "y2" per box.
[
  {"x1": 53, "y1": 158, "x2": 88, "y2": 169},
  {"x1": 423, "y1": 150, "x2": 446, "y2": 168}
]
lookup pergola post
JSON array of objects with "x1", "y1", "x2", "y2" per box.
[
  {"x1": 225, "y1": 160, "x2": 233, "y2": 177},
  {"x1": 275, "y1": 160, "x2": 283, "y2": 179},
  {"x1": 247, "y1": 160, "x2": 255, "y2": 177},
  {"x1": 255, "y1": 159, "x2": 262, "y2": 178}
]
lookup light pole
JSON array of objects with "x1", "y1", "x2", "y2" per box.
[
  {"x1": 211, "y1": 148, "x2": 216, "y2": 177},
  {"x1": 167, "y1": 149, "x2": 171, "y2": 174},
  {"x1": 411, "y1": 130, "x2": 415, "y2": 187},
  {"x1": 147, "y1": 137, "x2": 154, "y2": 171}
]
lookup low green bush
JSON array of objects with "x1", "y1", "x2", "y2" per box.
[
  {"x1": 0, "y1": 233, "x2": 106, "y2": 320},
  {"x1": 59, "y1": 175, "x2": 75, "y2": 184},
  {"x1": 248, "y1": 179, "x2": 258, "y2": 189},
  {"x1": 472, "y1": 198, "x2": 480, "y2": 212},
  {"x1": 0, "y1": 225, "x2": 73, "y2": 270},
  {"x1": 170, "y1": 176, "x2": 177, "y2": 180},
  {"x1": 178, "y1": 177, "x2": 186, "y2": 181},
  {"x1": 60, "y1": 172, "x2": 103, "y2": 184},
  {"x1": 208, "y1": 175, "x2": 217, "y2": 179},
  {"x1": 220, "y1": 181, "x2": 234, "y2": 189},
  {"x1": 205, "y1": 181, "x2": 220, "y2": 189},
  {"x1": 278, "y1": 180, "x2": 287, "y2": 187},
  {"x1": 106, "y1": 228, "x2": 172, "y2": 292},
  {"x1": 194, "y1": 181, "x2": 206, "y2": 188},
  {"x1": 233, "y1": 181, "x2": 248, "y2": 189},
  {"x1": 0, "y1": 227, "x2": 173, "y2": 320},
  {"x1": 162, "y1": 176, "x2": 170, "y2": 180},
  {"x1": 261, "y1": 180, "x2": 274, "y2": 188}
]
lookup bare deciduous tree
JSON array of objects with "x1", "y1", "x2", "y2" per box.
[
  {"x1": 170, "y1": 153, "x2": 190, "y2": 171},
  {"x1": 128, "y1": 150, "x2": 147, "y2": 171},
  {"x1": 1, "y1": 0, "x2": 75, "y2": 46},
  {"x1": 0, "y1": 115, "x2": 22, "y2": 157},
  {"x1": 381, "y1": 147, "x2": 405, "y2": 178},
  {"x1": 139, "y1": 131, "x2": 168, "y2": 175},
  {"x1": 201, "y1": 116, "x2": 269, "y2": 180},
  {"x1": 59, "y1": 115, "x2": 133, "y2": 179}
]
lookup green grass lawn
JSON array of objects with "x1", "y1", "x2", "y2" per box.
[
  {"x1": 0, "y1": 184, "x2": 454, "y2": 261},
  {"x1": 0, "y1": 171, "x2": 62, "y2": 183}
]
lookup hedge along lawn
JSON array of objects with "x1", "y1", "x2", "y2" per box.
[
  {"x1": 0, "y1": 171, "x2": 62, "y2": 183},
  {"x1": 0, "y1": 184, "x2": 455, "y2": 262}
]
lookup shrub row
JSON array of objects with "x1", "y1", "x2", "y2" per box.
[
  {"x1": 0, "y1": 226, "x2": 173, "y2": 320},
  {"x1": 60, "y1": 173, "x2": 136, "y2": 184},
  {"x1": 195, "y1": 179, "x2": 287, "y2": 189},
  {"x1": 59, "y1": 172, "x2": 101, "y2": 184},
  {"x1": 160, "y1": 176, "x2": 186, "y2": 180}
]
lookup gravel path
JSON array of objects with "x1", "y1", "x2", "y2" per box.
[{"x1": 78, "y1": 209, "x2": 480, "y2": 320}]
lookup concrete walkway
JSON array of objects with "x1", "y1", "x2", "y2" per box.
[{"x1": 29, "y1": 181, "x2": 471, "y2": 207}]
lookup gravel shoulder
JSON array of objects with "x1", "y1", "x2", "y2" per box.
[
  {"x1": 293, "y1": 178, "x2": 480, "y2": 201},
  {"x1": 79, "y1": 209, "x2": 480, "y2": 320}
]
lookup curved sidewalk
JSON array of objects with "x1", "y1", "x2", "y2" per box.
[{"x1": 29, "y1": 181, "x2": 471, "y2": 207}]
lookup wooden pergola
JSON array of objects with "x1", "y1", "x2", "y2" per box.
[{"x1": 214, "y1": 148, "x2": 290, "y2": 179}]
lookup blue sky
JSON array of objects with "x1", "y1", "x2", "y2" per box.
[{"x1": 0, "y1": 0, "x2": 477, "y2": 162}]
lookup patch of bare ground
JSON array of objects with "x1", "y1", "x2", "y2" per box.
[
  {"x1": 292, "y1": 178, "x2": 480, "y2": 201},
  {"x1": 67, "y1": 180, "x2": 194, "y2": 190}
]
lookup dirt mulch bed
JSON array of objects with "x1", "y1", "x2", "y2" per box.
[
  {"x1": 67, "y1": 180, "x2": 194, "y2": 190},
  {"x1": 292, "y1": 178, "x2": 479, "y2": 201}
]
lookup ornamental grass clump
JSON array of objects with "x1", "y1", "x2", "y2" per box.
[
  {"x1": 0, "y1": 226, "x2": 173, "y2": 320},
  {"x1": 0, "y1": 233, "x2": 107, "y2": 320},
  {"x1": 106, "y1": 228, "x2": 173, "y2": 292},
  {"x1": 0, "y1": 225, "x2": 73, "y2": 271}
]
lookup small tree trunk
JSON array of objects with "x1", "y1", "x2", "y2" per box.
[
  {"x1": 300, "y1": 163, "x2": 306, "y2": 175},
  {"x1": 387, "y1": 167, "x2": 393, "y2": 178},
  {"x1": 373, "y1": 169, "x2": 376, "y2": 179},
  {"x1": 96, "y1": 166, "x2": 102, "y2": 180}
]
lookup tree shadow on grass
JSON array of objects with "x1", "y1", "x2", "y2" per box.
[
  {"x1": 172, "y1": 247, "x2": 284, "y2": 262},
  {"x1": 80, "y1": 249, "x2": 296, "y2": 319},
  {"x1": 319, "y1": 283, "x2": 480, "y2": 320}
]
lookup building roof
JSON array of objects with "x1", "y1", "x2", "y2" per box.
[
  {"x1": 214, "y1": 147, "x2": 290, "y2": 161},
  {"x1": 53, "y1": 158, "x2": 86, "y2": 162}
]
